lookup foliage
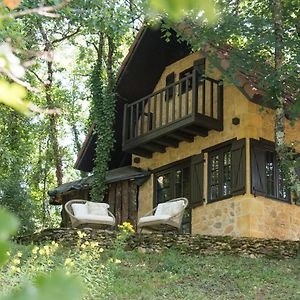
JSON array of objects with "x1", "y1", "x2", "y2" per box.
[
  {"x1": 0, "y1": 179, "x2": 35, "y2": 235},
  {"x1": 147, "y1": 0, "x2": 217, "y2": 23},
  {"x1": 2, "y1": 242, "x2": 300, "y2": 300},
  {"x1": 0, "y1": 208, "x2": 84, "y2": 300}
]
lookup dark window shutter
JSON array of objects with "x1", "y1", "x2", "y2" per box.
[
  {"x1": 250, "y1": 139, "x2": 267, "y2": 196},
  {"x1": 193, "y1": 58, "x2": 205, "y2": 75},
  {"x1": 165, "y1": 72, "x2": 175, "y2": 98},
  {"x1": 190, "y1": 153, "x2": 205, "y2": 207},
  {"x1": 231, "y1": 139, "x2": 246, "y2": 195}
]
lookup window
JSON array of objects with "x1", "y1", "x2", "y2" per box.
[
  {"x1": 165, "y1": 72, "x2": 175, "y2": 100},
  {"x1": 208, "y1": 146, "x2": 232, "y2": 202},
  {"x1": 179, "y1": 58, "x2": 206, "y2": 94},
  {"x1": 251, "y1": 139, "x2": 290, "y2": 202},
  {"x1": 179, "y1": 66, "x2": 193, "y2": 94},
  {"x1": 154, "y1": 160, "x2": 191, "y2": 233},
  {"x1": 207, "y1": 139, "x2": 246, "y2": 203}
]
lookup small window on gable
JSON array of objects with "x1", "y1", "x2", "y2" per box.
[
  {"x1": 165, "y1": 72, "x2": 175, "y2": 100},
  {"x1": 179, "y1": 58, "x2": 206, "y2": 94},
  {"x1": 251, "y1": 139, "x2": 291, "y2": 202}
]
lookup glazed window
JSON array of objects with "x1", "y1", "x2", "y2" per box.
[
  {"x1": 154, "y1": 160, "x2": 191, "y2": 233},
  {"x1": 208, "y1": 146, "x2": 232, "y2": 202},
  {"x1": 251, "y1": 139, "x2": 290, "y2": 202}
]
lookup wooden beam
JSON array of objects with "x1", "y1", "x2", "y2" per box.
[
  {"x1": 181, "y1": 125, "x2": 208, "y2": 137},
  {"x1": 143, "y1": 142, "x2": 166, "y2": 153},
  {"x1": 132, "y1": 148, "x2": 152, "y2": 158},
  {"x1": 169, "y1": 131, "x2": 194, "y2": 143},
  {"x1": 155, "y1": 137, "x2": 179, "y2": 148}
]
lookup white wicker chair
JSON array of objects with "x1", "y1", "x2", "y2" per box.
[
  {"x1": 137, "y1": 198, "x2": 188, "y2": 233},
  {"x1": 64, "y1": 199, "x2": 116, "y2": 229}
]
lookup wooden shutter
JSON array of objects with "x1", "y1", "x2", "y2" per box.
[
  {"x1": 193, "y1": 58, "x2": 205, "y2": 75},
  {"x1": 250, "y1": 139, "x2": 267, "y2": 196},
  {"x1": 231, "y1": 138, "x2": 246, "y2": 195},
  {"x1": 190, "y1": 153, "x2": 205, "y2": 207},
  {"x1": 165, "y1": 72, "x2": 175, "y2": 98}
]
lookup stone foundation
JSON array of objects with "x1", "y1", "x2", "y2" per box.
[
  {"x1": 16, "y1": 228, "x2": 300, "y2": 259},
  {"x1": 192, "y1": 196, "x2": 300, "y2": 241}
]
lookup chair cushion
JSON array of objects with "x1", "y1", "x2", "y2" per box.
[
  {"x1": 87, "y1": 202, "x2": 109, "y2": 216},
  {"x1": 77, "y1": 214, "x2": 115, "y2": 225},
  {"x1": 155, "y1": 200, "x2": 184, "y2": 217},
  {"x1": 139, "y1": 214, "x2": 171, "y2": 225},
  {"x1": 72, "y1": 203, "x2": 88, "y2": 218}
]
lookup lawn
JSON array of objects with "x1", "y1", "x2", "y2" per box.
[{"x1": 1, "y1": 240, "x2": 300, "y2": 300}]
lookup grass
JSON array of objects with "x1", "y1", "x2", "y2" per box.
[
  {"x1": 101, "y1": 250, "x2": 300, "y2": 300},
  {"x1": 2, "y1": 241, "x2": 300, "y2": 300}
]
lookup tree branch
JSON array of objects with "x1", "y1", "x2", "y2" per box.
[
  {"x1": 28, "y1": 69, "x2": 45, "y2": 85},
  {"x1": 52, "y1": 27, "x2": 81, "y2": 45},
  {"x1": 0, "y1": 0, "x2": 70, "y2": 19}
]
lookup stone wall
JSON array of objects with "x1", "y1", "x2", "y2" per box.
[
  {"x1": 192, "y1": 195, "x2": 300, "y2": 241},
  {"x1": 132, "y1": 51, "x2": 300, "y2": 240},
  {"x1": 16, "y1": 228, "x2": 300, "y2": 259}
]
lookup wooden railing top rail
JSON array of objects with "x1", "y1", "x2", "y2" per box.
[{"x1": 126, "y1": 73, "x2": 222, "y2": 108}]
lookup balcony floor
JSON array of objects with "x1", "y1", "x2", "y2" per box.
[{"x1": 123, "y1": 114, "x2": 222, "y2": 158}]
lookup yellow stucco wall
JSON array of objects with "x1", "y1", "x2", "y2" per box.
[{"x1": 134, "y1": 51, "x2": 300, "y2": 240}]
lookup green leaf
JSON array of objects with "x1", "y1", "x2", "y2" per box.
[
  {"x1": 148, "y1": 0, "x2": 217, "y2": 23},
  {"x1": 0, "y1": 208, "x2": 18, "y2": 266},
  {"x1": 0, "y1": 270, "x2": 85, "y2": 300},
  {"x1": 0, "y1": 80, "x2": 29, "y2": 114},
  {"x1": 0, "y1": 208, "x2": 19, "y2": 241},
  {"x1": 0, "y1": 240, "x2": 9, "y2": 266}
]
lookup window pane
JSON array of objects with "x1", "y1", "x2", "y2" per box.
[
  {"x1": 265, "y1": 151, "x2": 275, "y2": 196},
  {"x1": 223, "y1": 151, "x2": 231, "y2": 196},
  {"x1": 156, "y1": 174, "x2": 171, "y2": 204},
  {"x1": 175, "y1": 170, "x2": 182, "y2": 198},
  {"x1": 210, "y1": 154, "x2": 219, "y2": 200}
]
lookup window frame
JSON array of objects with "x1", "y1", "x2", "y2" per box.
[
  {"x1": 207, "y1": 144, "x2": 233, "y2": 203},
  {"x1": 153, "y1": 158, "x2": 191, "y2": 233},
  {"x1": 250, "y1": 138, "x2": 291, "y2": 203}
]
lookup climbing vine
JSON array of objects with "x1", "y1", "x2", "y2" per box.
[{"x1": 90, "y1": 60, "x2": 116, "y2": 202}]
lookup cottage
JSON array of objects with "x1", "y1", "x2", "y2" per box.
[{"x1": 75, "y1": 26, "x2": 300, "y2": 240}]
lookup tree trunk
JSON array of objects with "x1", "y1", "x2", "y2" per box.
[
  {"x1": 38, "y1": 22, "x2": 64, "y2": 186},
  {"x1": 45, "y1": 61, "x2": 64, "y2": 186},
  {"x1": 273, "y1": 0, "x2": 300, "y2": 198}
]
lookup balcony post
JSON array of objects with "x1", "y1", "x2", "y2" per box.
[
  {"x1": 217, "y1": 80, "x2": 224, "y2": 129},
  {"x1": 192, "y1": 69, "x2": 198, "y2": 117},
  {"x1": 122, "y1": 103, "x2": 128, "y2": 147}
]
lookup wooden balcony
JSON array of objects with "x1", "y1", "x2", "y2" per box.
[{"x1": 122, "y1": 69, "x2": 224, "y2": 158}]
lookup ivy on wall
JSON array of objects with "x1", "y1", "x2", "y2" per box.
[{"x1": 90, "y1": 61, "x2": 116, "y2": 202}]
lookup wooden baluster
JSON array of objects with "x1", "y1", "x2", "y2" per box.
[
  {"x1": 153, "y1": 95, "x2": 157, "y2": 129},
  {"x1": 130, "y1": 105, "x2": 134, "y2": 139},
  {"x1": 141, "y1": 100, "x2": 144, "y2": 135},
  {"x1": 159, "y1": 92, "x2": 163, "y2": 127},
  {"x1": 185, "y1": 78, "x2": 189, "y2": 115},
  {"x1": 179, "y1": 81, "x2": 182, "y2": 118},
  {"x1": 210, "y1": 81, "x2": 214, "y2": 118},
  {"x1": 217, "y1": 80, "x2": 224, "y2": 122},
  {"x1": 202, "y1": 76, "x2": 206, "y2": 115},
  {"x1": 122, "y1": 103, "x2": 128, "y2": 145},
  {"x1": 192, "y1": 69, "x2": 198, "y2": 116},
  {"x1": 135, "y1": 102, "x2": 139, "y2": 137},
  {"x1": 147, "y1": 97, "x2": 151, "y2": 132},
  {"x1": 165, "y1": 90, "x2": 169, "y2": 124},
  {"x1": 172, "y1": 84, "x2": 176, "y2": 122}
]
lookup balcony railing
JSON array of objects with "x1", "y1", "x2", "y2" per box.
[{"x1": 122, "y1": 69, "x2": 223, "y2": 157}]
